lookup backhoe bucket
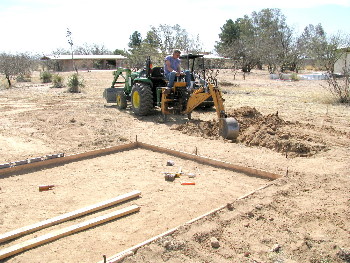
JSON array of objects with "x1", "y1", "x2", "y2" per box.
[{"x1": 219, "y1": 118, "x2": 239, "y2": 140}]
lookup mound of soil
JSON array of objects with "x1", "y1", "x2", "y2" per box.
[
  {"x1": 174, "y1": 106, "x2": 327, "y2": 157},
  {"x1": 173, "y1": 119, "x2": 221, "y2": 139}
]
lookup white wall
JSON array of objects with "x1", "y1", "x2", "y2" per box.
[{"x1": 334, "y1": 52, "x2": 350, "y2": 74}]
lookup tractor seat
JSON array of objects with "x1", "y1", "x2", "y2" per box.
[{"x1": 151, "y1": 67, "x2": 164, "y2": 78}]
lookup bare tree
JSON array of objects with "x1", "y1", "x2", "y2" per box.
[
  {"x1": 66, "y1": 28, "x2": 77, "y2": 73},
  {"x1": 325, "y1": 42, "x2": 350, "y2": 103},
  {"x1": 51, "y1": 48, "x2": 71, "y2": 56},
  {"x1": 126, "y1": 24, "x2": 203, "y2": 69},
  {"x1": 149, "y1": 24, "x2": 202, "y2": 54},
  {"x1": 75, "y1": 43, "x2": 111, "y2": 55},
  {"x1": 326, "y1": 70, "x2": 349, "y2": 103},
  {"x1": 0, "y1": 53, "x2": 33, "y2": 87}
]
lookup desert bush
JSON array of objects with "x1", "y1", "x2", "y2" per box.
[
  {"x1": 291, "y1": 72, "x2": 299, "y2": 81},
  {"x1": 52, "y1": 74, "x2": 64, "y2": 88},
  {"x1": 304, "y1": 65, "x2": 316, "y2": 71},
  {"x1": 67, "y1": 73, "x2": 84, "y2": 93},
  {"x1": 220, "y1": 80, "x2": 234, "y2": 86},
  {"x1": 40, "y1": 71, "x2": 52, "y2": 83},
  {"x1": 0, "y1": 78, "x2": 9, "y2": 89},
  {"x1": 0, "y1": 52, "x2": 33, "y2": 87},
  {"x1": 325, "y1": 71, "x2": 349, "y2": 103},
  {"x1": 16, "y1": 74, "x2": 31, "y2": 82}
]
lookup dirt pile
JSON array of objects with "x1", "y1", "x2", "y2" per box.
[
  {"x1": 174, "y1": 106, "x2": 327, "y2": 157},
  {"x1": 173, "y1": 119, "x2": 221, "y2": 139}
]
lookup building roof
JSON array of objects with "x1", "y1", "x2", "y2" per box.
[
  {"x1": 203, "y1": 54, "x2": 225, "y2": 59},
  {"x1": 42, "y1": 54, "x2": 127, "y2": 60}
]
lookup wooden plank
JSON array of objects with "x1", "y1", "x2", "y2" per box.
[
  {"x1": 137, "y1": 142, "x2": 281, "y2": 180},
  {"x1": 1, "y1": 140, "x2": 281, "y2": 180},
  {"x1": 0, "y1": 205, "x2": 140, "y2": 260},
  {"x1": 0, "y1": 190, "x2": 141, "y2": 243},
  {"x1": 0, "y1": 142, "x2": 138, "y2": 178}
]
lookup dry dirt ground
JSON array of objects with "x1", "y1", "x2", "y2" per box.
[{"x1": 0, "y1": 69, "x2": 349, "y2": 263}]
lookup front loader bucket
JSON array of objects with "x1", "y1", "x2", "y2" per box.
[
  {"x1": 103, "y1": 88, "x2": 117, "y2": 103},
  {"x1": 219, "y1": 118, "x2": 239, "y2": 140},
  {"x1": 103, "y1": 87, "x2": 124, "y2": 103}
]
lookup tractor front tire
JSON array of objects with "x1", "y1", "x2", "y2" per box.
[
  {"x1": 116, "y1": 91, "x2": 127, "y2": 109},
  {"x1": 131, "y1": 83, "x2": 154, "y2": 116}
]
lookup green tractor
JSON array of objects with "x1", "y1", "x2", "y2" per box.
[
  {"x1": 103, "y1": 55, "x2": 214, "y2": 116},
  {"x1": 104, "y1": 56, "x2": 168, "y2": 115},
  {"x1": 103, "y1": 55, "x2": 240, "y2": 140}
]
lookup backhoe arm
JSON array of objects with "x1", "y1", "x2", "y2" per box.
[
  {"x1": 184, "y1": 83, "x2": 239, "y2": 140},
  {"x1": 208, "y1": 84, "x2": 227, "y2": 119},
  {"x1": 184, "y1": 87, "x2": 211, "y2": 113},
  {"x1": 184, "y1": 84, "x2": 226, "y2": 118}
]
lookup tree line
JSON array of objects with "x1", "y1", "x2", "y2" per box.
[
  {"x1": 124, "y1": 24, "x2": 202, "y2": 68},
  {"x1": 215, "y1": 8, "x2": 350, "y2": 74},
  {"x1": 1, "y1": 8, "x2": 349, "y2": 86}
]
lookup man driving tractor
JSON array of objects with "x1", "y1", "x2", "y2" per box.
[{"x1": 164, "y1": 50, "x2": 191, "y2": 93}]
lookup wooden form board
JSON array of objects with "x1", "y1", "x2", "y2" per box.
[
  {"x1": 137, "y1": 142, "x2": 281, "y2": 180},
  {"x1": 0, "y1": 190, "x2": 141, "y2": 243},
  {"x1": 0, "y1": 141, "x2": 281, "y2": 180},
  {"x1": 0, "y1": 142, "x2": 138, "y2": 178},
  {"x1": 0, "y1": 205, "x2": 140, "y2": 260}
]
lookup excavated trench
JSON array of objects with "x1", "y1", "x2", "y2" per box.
[{"x1": 174, "y1": 106, "x2": 328, "y2": 157}]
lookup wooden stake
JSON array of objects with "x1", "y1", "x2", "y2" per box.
[
  {"x1": 0, "y1": 190, "x2": 141, "y2": 243},
  {"x1": 0, "y1": 205, "x2": 140, "y2": 260}
]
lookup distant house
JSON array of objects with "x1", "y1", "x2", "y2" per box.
[
  {"x1": 334, "y1": 49, "x2": 350, "y2": 74},
  {"x1": 41, "y1": 54, "x2": 127, "y2": 71}
]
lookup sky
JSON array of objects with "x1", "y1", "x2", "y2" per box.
[{"x1": 0, "y1": 0, "x2": 349, "y2": 55}]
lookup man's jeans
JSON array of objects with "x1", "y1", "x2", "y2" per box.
[{"x1": 166, "y1": 70, "x2": 191, "y2": 88}]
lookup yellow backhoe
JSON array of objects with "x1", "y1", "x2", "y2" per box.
[{"x1": 161, "y1": 77, "x2": 239, "y2": 140}]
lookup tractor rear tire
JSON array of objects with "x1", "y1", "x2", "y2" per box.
[
  {"x1": 131, "y1": 83, "x2": 154, "y2": 116},
  {"x1": 116, "y1": 91, "x2": 127, "y2": 109}
]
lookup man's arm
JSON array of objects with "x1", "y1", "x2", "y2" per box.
[
  {"x1": 165, "y1": 60, "x2": 174, "y2": 72},
  {"x1": 176, "y1": 64, "x2": 181, "y2": 73}
]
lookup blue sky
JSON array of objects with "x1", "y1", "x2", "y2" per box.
[{"x1": 0, "y1": 0, "x2": 349, "y2": 55}]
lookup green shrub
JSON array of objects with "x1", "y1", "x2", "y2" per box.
[
  {"x1": 304, "y1": 65, "x2": 315, "y2": 71},
  {"x1": 52, "y1": 74, "x2": 64, "y2": 88},
  {"x1": 67, "y1": 73, "x2": 84, "y2": 93},
  {"x1": 16, "y1": 74, "x2": 31, "y2": 82},
  {"x1": 0, "y1": 78, "x2": 10, "y2": 89},
  {"x1": 40, "y1": 71, "x2": 52, "y2": 83},
  {"x1": 219, "y1": 80, "x2": 234, "y2": 86},
  {"x1": 291, "y1": 73, "x2": 299, "y2": 81}
]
